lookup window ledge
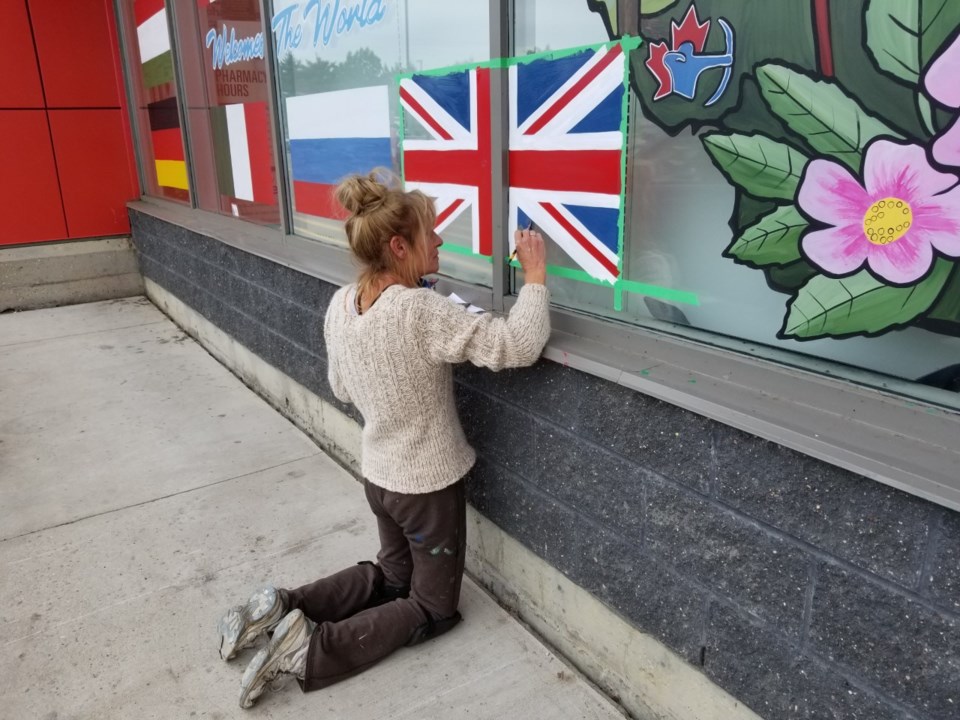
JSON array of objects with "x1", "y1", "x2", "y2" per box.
[{"x1": 129, "y1": 199, "x2": 960, "y2": 512}]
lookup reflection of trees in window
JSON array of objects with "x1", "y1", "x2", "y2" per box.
[{"x1": 278, "y1": 49, "x2": 406, "y2": 97}]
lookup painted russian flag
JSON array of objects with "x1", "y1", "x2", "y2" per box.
[{"x1": 285, "y1": 85, "x2": 392, "y2": 219}]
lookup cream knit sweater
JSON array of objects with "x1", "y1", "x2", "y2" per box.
[{"x1": 324, "y1": 283, "x2": 550, "y2": 494}]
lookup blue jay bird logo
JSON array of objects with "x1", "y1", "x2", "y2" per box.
[{"x1": 645, "y1": 4, "x2": 734, "y2": 107}]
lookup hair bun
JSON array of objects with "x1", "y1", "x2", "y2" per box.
[{"x1": 335, "y1": 169, "x2": 398, "y2": 216}]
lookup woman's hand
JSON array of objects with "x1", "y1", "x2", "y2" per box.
[{"x1": 514, "y1": 228, "x2": 547, "y2": 285}]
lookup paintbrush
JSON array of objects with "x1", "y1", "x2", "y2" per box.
[{"x1": 508, "y1": 222, "x2": 535, "y2": 264}]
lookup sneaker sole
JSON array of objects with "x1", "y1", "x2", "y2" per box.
[
  {"x1": 218, "y1": 587, "x2": 284, "y2": 661},
  {"x1": 238, "y1": 609, "x2": 307, "y2": 709}
]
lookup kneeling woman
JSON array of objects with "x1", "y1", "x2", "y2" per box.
[{"x1": 218, "y1": 169, "x2": 550, "y2": 708}]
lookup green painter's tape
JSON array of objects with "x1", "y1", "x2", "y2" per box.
[
  {"x1": 502, "y1": 35, "x2": 642, "y2": 66},
  {"x1": 525, "y1": 262, "x2": 699, "y2": 306},
  {"x1": 397, "y1": 36, "x2": 641, "y2": 78},
  {"x1": 441, "y1": 244, "x2": 493, "y2": 262},
  {"x1": 617, "y1": 279, "x2": 699, "y2": 306},
  {"x1": 615, "y1": 39, "x2": 632, "y2": 284},
  {"x1": 398, "y1": 58, "x2": 497, "y2": 82}
]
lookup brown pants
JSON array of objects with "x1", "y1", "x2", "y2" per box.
[{"x1": 284, "y1": 475, "x2": 467, "y2": 692}]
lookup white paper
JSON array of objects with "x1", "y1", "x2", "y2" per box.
[
  {"x1": 467, "y1": 305, "x2": 484, "y2": 314},
  {"x1": 447, "y1": 292, "x2": 467, "y2": 305}
]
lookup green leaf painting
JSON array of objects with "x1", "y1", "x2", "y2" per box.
[
  {"x1": 756, "y1": 63, "x2": 903, "y2": 171},
  {"x1": 865, "y1": 0, "x2": 960, "y2": 86},
  {"x1": 702, "y1": 133, "x2": 810, "y2": 201},
  {"x1": 768, "y1": 260, "x2": 819, "y2": 293},
  {"x1": 727, "y1": 205, "x2": 807, "y2": 267},
  {"x1": 781, "y1": 259, "x2": 954, "y2": 338},
  {"x1": 925, "y1": 266, "x2": 960, "y2": 326}
]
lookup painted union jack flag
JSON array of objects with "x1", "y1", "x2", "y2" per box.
[
  {"x1": 509, "y1": 43, "x2": 627, "y2": 284},
  {"x1": 399, "y1": 67, "x2": 493, "y2": 256}
]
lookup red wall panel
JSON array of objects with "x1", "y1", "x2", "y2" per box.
[
  {"x1": 0, "y1": 1, "x2": 45, "y2": 108},
  {"x1": 0, "y1": 111, "x2": 67, "y2": 244},
  {"x1": 49, "y1": 110, "x2": 139, "y2": 238},
  {"x1": 29, "y1": 0, "x2": 123, "y2": 108}
]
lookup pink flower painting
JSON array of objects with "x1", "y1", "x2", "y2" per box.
[
  {"x1": 924, "y1": 33, "x2": 960, "y2": 168},
  {"x1": 797, "y1": 140, "x2": 960, "y2": 284}
]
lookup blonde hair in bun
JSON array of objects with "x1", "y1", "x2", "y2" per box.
[{"x1": 335, "y1": 168, "x2": 436, "y2": 298}]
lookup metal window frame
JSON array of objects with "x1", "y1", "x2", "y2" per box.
[
  {"x1": 120, "y1": 0, "x2": 960, "y2": 513},
  {"x1": 112, "y1": 0, "x2": 147, "y2": 196}
]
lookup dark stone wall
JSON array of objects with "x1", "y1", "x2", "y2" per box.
[{"x1": 131, "y1": 209, "x2": 960, "y2": 720}]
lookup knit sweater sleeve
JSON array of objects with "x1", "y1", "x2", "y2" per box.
[
  {"x1": 323, "y1": 294, "x2": 353, "y2": 404},
  {"x1": 415, "y1": 283, "x2": 551, "y2": 369}
]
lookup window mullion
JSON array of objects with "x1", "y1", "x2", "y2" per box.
[{"x1": 490, "y1": 0, "x2": 510, "y2": 311}]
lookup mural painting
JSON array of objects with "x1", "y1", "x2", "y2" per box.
[
  {"x1": 398, "y1": 39, "x2": 637, "y2": 289},
  {"x1": 590, "y1": 0, "x2": 960, "y2": 344},
  {"x1": 270, "y1": 0, "x2": 959, "y2": 384}
]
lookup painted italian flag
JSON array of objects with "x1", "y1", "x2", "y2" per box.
[{"x1": 210, "y1": 101, "x2": 276, "y2": 206}]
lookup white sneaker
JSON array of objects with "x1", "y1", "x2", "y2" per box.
[
  {"x1": 218, "y1": 585, "x2": 286, "y2": 661},
  {"x1": 238, "y1": 608, "x2": 314, "y2": 709}
]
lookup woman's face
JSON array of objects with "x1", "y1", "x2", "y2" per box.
[{"x1": 414, "y1": 226, "x2": 443, "y2": 277}]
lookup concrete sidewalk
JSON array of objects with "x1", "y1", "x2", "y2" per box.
[{"x1": 0, "y1": 297, "x2": 625, "y2": 719}]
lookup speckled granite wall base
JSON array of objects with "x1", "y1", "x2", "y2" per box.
[{"x1": 131, "y1": 208, "x2": 960, "y2": 720}]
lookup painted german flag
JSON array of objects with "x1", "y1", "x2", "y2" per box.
[{"x1": 147, "y1": 96, "x2": 188, "y2": 192}]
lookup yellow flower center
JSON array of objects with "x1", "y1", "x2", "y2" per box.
[{"x1": 863, "y1": 197, "x2": 913, "y2": 245}]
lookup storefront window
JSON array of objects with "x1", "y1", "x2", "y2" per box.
[
  {"x1": 513, "y1": 0, "x2": 960, "y2": 400},
  {"x1": 172, "y1": 0, "x2": 280, "y2": 226},
  {"x1": 127, "y1": 0, "x2": 191, "y2": 202},
  {"x1": 270, "y1": 0, "x2": 492, "y2": 285}
]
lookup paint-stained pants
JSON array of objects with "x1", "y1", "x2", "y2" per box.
[{"x1": 284, "y1": 475, "x2": 467, "y2": 692}]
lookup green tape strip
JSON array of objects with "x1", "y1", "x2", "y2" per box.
[
  {"x1": 501, "y1": 35, "x2": 642, "y2": 66},
  {"x1": 615, "y1": 39, "x2": 632, "y2": 288},
  {"x1": 523, "y1": 262, "x2": 699, "y2": 306},
  {"x1": 442, "y1": 244, "x2": 494, "y2": 263},
  {"x1": 397, "y1": 35, "x2": 642, "y2": 78},
  {"x1": 398, "y1": 58, "x2": 497, "y2": 81},
  {"x1": 617, "y1": 278, "x2": 699, "y2": 306}
]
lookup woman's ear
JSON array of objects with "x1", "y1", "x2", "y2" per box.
[{"x1": 387, "y1": 235, "x2": 408, "y2": 259}]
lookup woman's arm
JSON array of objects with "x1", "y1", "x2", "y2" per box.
[
  {"x1": 418, "y1": 229, "x2": 550, "y2": 370},
  {"x1": 418, "y1": 285, "x2": 551, "y2": 370}
]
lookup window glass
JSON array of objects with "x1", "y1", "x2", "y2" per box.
[
  {"x1": 126, "y1": 0, "x2": 190, "y2": 202},
  {"x1": 173, "y1": 0, "x2": 280, "y2": 226},
  {"x1": 270, "y1": 0, "x2": 492, "y2": 285},
  {"x1": 515, "y1": 0, "x2": 960, "y2": 404}
]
